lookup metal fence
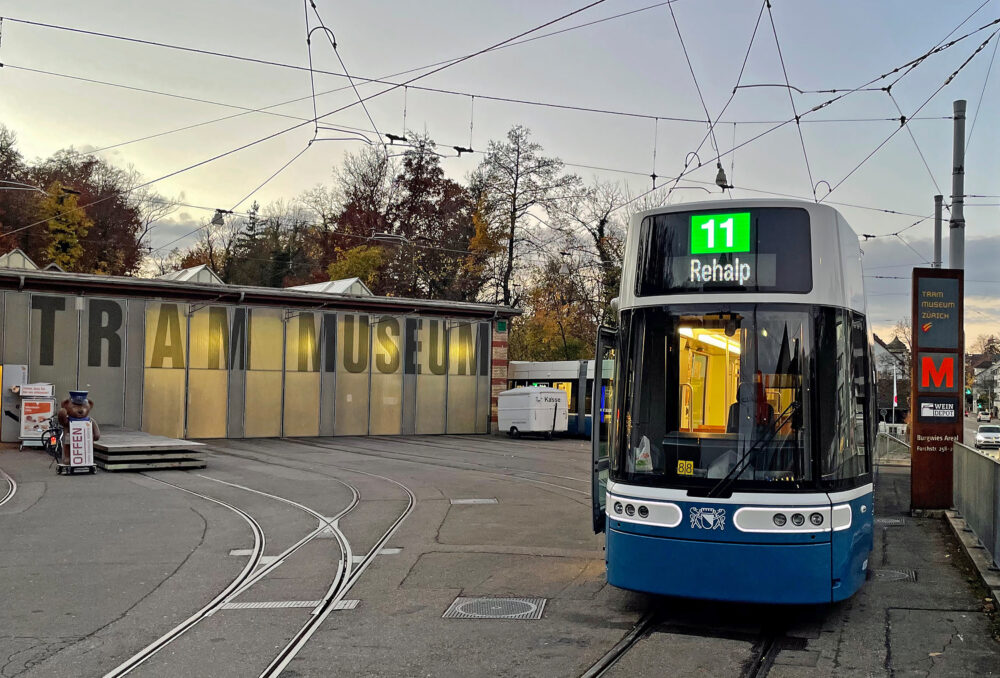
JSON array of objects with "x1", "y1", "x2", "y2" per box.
[
  {"x1": 875, "y1": 432, "x2": 911, "y2": 465},
  {"x1": 952, "y1": 442, "x2": 1000, "y2": 569}
]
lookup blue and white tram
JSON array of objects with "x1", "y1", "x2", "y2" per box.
[{"x1": 591, "y1": 199, "x2": 876, "y2": 604}]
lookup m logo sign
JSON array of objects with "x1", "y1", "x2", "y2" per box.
[{"x1": 918, "y1": 352, "x2": 956, "y2": 392}]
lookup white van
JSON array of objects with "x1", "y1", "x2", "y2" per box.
[{"x1": 497, "y1": 386, "x2": 568, "y2": 438}]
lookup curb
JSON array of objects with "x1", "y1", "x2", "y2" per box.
[{"x1": 944, "y1": 510, "x2": 1000, "y2": 609}]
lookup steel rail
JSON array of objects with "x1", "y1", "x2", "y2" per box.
[
  {"x1": 580, "y1": 610, "x2": 658, "y2": 678},
  {"x1": 0, "y1": 467, "x2": 17, "y2": 508},
  {"x1": 257, "y1": 444, "x2": 417, "y2": 678},
  {"x1": 194, "y1": 473, "x2": 359, "y2": 600},
  {"x1": 102, "y1": 474, "x2": 266, "y2": 678}
]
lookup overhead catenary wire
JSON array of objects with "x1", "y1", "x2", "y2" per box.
[
  {"x1": 667, "y1": 2, "x2": 720, "y2": 157},
  {"x1": 3, "y1": 0, "x2": 615, "y2": 240},
  {"x1": 308, "y1": 0, "x2": 385, "y2": 151},
  {"x1": 966, "y1": 23, "x2": 999, "y2": 149},
  {"x1": 820, "y1": 27, "x2": 1000, "y2": 202},
  {"x1": 632, "y1": 3, "x2": 992, "y2": 212},
  {"x1": 765, "y1": 0, "x2": 816, "y2": 200},
  {"x1": 663, "y1": 0, "x2": 766, "y2": 201},
  {"x1": 886, "y1": 91, "x2": 944, "y2": 198}
]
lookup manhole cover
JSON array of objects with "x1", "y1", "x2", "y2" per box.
[
  {"x1": 876, "y1": 518, "x2": 905, "y2": 526},
  {"x1": 871, "y1": 568, "x2": 917, "y2": 582},
  {"x1": 443, "y1": 597, "x2": 546, "y2": 620}
]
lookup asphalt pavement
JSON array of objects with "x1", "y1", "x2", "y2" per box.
[{"x1": 0, "y1": 435, "x2": 997, "y2": 677}]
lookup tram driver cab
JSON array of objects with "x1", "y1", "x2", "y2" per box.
[{"x1": 627, "y1": 308, "x2": 808, "y2": 487}]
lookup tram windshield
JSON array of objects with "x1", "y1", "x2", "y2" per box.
[{"x1": 612, "y1": 304, "x2": 871, "y2": 492}]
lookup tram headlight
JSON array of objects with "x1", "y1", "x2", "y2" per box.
[
  {"x1": 613, "y1": 502, "x2": 623, "y2": 514},
  {"x1": 809, "y1": 512, "x2": 824, "y2": 526},
  {"x1": 791, "y1": 513, "x2": 805, "y2": 527},
  {"x1": 772, "y1": 513, "x2": 787, "y2": 527},
  {"x1": 625, "y1": 504, "x2": 636, "y2": 516},
  {"x1": 638, "y1": 506, "x2": 649, "y2": 518}
]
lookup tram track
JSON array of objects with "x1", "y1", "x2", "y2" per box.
[
  {"x1": 579, "y1": 607, "x2": 793, "y2": 678},
  {"x1": 103, "y1": 466, "x2": 363, "y2": 677},
  {"x1": 102, "y1": 474, "x2": 266, "y2": 678},
  {"x1": 273, "y1": 436, "x2": 590, "y2": 501},
  {"x1": 0, "y1": 466, "x2": 16, "y2": 508},
  {"x1": 257, "y1": 448, "x2": 416, "y2": 677},
  {"x1": 579, "y1": 611, "x2": 658, "y2": 678}
]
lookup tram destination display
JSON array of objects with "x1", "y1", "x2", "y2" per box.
[{"x1": 636, "y1": 207, "x2": 812, "y2": 295}]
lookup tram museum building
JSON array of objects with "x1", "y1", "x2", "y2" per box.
[{"x1": 0, "y1": 259, "x2": 516, "y2": 442}]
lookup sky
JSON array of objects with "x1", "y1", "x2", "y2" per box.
[{"x1": 1, "y1": 0, "x2": 999, "y2": 345}]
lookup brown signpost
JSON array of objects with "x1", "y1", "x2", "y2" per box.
[{"x1": 910, "y1": 267, "x2": 963, "y2": 510}]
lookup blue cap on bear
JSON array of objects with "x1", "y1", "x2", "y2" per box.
[{"x1": 68, "y1": 390, "x2": 89, "y2": 404}]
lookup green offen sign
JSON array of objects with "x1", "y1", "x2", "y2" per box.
[{"x1": 690, "y1": 212, "x2": 751, "y2": 254}]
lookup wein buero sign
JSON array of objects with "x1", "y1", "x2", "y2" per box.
[{"x1": 910, "y1": 268, "x2": 963, "y2": 510}]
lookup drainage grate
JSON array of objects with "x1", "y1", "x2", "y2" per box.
[
  {"x1": 443, "y1": 597, "x2": 545, "y2": 620},
  {"x1": 450, "y1": 498, "x2": 498, "y2": 505},
  {"x1": 871, "y1": 568, "x2": 917, "y2": 582},
  {"x1": 876, "y1": 518, "x2": 905, "y2": 526},
  {"x1": 220, "y1": 599, "x2": 358, "y2": 610}
]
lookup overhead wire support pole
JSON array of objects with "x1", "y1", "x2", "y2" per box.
[
  {"x1": 933, "y1": 194, "x2": 943, "y2": 268},
  {"x1": 949, "y1": 99, "x2": 966, "y2": 269}
]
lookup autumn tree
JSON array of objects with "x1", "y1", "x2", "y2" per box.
[
  {"x1": 472, "y1": 125, "x2": 581, "y2": 305},
  {"x1": 39, "y1": 183, "x2": 92, "y2": 271},
  {"x1": 553, "y1": 180, "x2": 628, "y2": 326},
  {"x1": 507, "y1": 258, "x2": 597, "y2": 361},
  {"x1": 971, "y1": 333, "x2": 1000, "y2": 356}
]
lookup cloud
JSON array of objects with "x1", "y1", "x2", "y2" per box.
[{"x1": 862, "y1": 233, "x2": 1000, "y2": 349}]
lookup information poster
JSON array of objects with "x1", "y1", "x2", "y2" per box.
[
  {"x1": 19, "y1": 399, "x2": 55, "y2": 440},
  {"x1": 68, "y1": 420, "x2": 94, "y2": 467},
  {"x1": 910, "y1": 268, "x2": 963, "y2": 510}
]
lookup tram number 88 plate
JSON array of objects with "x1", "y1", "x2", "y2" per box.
[{"x1": 677, "y1": 460, "x2": 694, "y2": 476}]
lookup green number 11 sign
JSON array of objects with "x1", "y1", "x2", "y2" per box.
[{"x1": 690, "y1": 212, "x2": 751, "y2": 254}]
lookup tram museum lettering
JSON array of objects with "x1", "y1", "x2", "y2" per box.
[{"x1": 10, "y1": 292, "x2": 493, "y2": 440}]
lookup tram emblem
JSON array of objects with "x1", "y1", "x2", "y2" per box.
[{"x1": 690, "y1": 507, "x2": 726, "y2": 530}]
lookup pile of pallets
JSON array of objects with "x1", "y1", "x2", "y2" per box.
[{"x1": 94, "y1": 428, "x2": 206, "y2": 471}]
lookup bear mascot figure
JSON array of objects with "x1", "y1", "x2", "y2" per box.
[{"x1": 57, "y1": 390, "x2": 101, "y2": 465}]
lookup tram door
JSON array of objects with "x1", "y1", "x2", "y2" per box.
[{"x1": 591, "y1": 327, "x2": 617, "y2": 533}]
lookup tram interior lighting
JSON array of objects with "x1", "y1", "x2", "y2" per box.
[
  {"x1": 791, "y1": 513, "x2": 805, "y2": 527},
  {"x1": 773, "y1": 513, "x2": 787, "y2": 527},
  {"x1": 679, "y1": 327, "x2": 741, "y2": 354}
]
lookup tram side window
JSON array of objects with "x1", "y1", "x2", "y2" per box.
[
  {"x1": 819, "y1": 309, "x2": 869, "y2": 483},
  {"x1": 850, "y1": 313, "x2": 872, "y2": 475}
]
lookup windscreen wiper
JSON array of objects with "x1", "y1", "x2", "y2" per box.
[{"x1": 706, "y1": 401, "x2": 800, "y2": 498}]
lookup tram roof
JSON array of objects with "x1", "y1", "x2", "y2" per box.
[{"x1": 0, "y1": 267, "x2": 521, "y2": 319}]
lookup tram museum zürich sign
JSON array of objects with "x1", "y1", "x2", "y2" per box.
[
  {"x1": 0, "y1": 269, "x2": 512, "y2": 441},
  {"x1": 910, "y1": 267, "x2": 963, "y2": 510}
]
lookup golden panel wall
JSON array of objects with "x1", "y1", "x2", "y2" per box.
[
  {"x1": 244, "y1": 308, "x2": 283, "y2": 438},
  {"x1": 447, "y1": 321, "x2": 477, "y2": 434},
  {"x1": 143, "y1": 302, "x2": 187, "y2": 438},
  {"x1": 336, "y1": 313, "x2": 369, "y2": 435},
  {"x1": 283, "y1": 312, "x2": 320, "y2": 437},
  {"x1": 415, "y1": 318, "x2": 447, "y2": 434},
  {"x1": 369, "y1": 316, "x2": 402, "y2": 435},
  {"x1": 186, "y1": 306, "x2": 230, "y2": 439}
]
